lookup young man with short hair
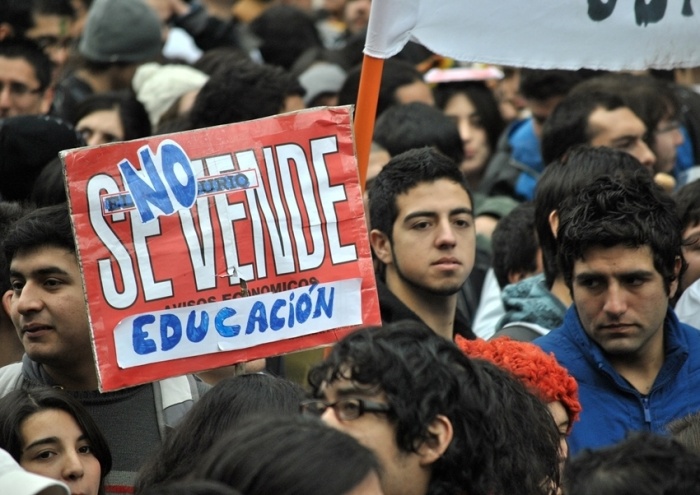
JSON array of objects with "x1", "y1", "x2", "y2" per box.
[
  {"x1": 535, "y1": 170, "x2": 700, "y2": 455},
  {"x1": 367, "y1": 147, "x2": 476, "y2": 340},
  {"x1": 0, "y1": 204, "x2": 207, "y2": 495},
  {"x1": 0, "y1": 37, "x2": 53, "y2": 118},
  {"x1": 541, "y1": 90, "x2": 655, "y2": 168}
]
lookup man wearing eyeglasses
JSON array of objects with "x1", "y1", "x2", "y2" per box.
[
  {"x1": 0, "y1": 38, "x2": 53, "y2": 118},
  {"x1": 25, "y1": 0, "x2": 76, "y2": 83},
  {"x1": 305, "y1": 321, "x2": 561, "y2": 495}
]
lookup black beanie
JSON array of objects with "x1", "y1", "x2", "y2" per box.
[{"x1": 0, "y1": 115, "x2": 84, "y2": 201}]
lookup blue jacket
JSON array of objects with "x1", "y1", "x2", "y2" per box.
[
  {"x1": 510, "y1": 118, "x2": 542, "y2": 201},
  {"x1": 535, "y1": 306, "x2": 700, "y2": 455}
]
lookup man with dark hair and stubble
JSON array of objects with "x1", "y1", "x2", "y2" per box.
[
  {"x1": 535, "y1": 170, "x2": 700, "y2": 455},
  {"x1": 368, "y1": 147, "x2": 476, "y2": 340}
]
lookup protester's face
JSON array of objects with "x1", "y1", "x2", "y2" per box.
[
  {"x1": 587, "y1": 107, "x2": 656, "y2": 170},
  {"x1": 19, "y1": 408, "x2": 101, "y2": 495},
  {"x1": 373, "y1": 179, "x2": 475, "y2": 300},
  {"x1": 394, "y1": 80, "x2": 435, "y2": 107},
  {"x1": 26, "y1": 13, "x2": 75, "y2": 76},
  {"x1": 571, "y1": 244, "x2": 675, "y2": 361},
  {"x1": 76, "y1": 108, "x2": 124, "y2": 146},
  {"x1": 320, "y1": 377, "x2": 428, "y2": 495},
  {"x1": 652, "y1": 116, "x2": 684, "y2": 174},
  {"x1": 2, "y1": 246, "x2": 94, "y2": 373},
  {"x1": 680, "y1": 222, "x2": 700, "y2": 293},
  {"x1": 547, "y1": 401, "x2": 569, "y2": 461},
  {"x1": 443, "y1": 92, "x2": 490, "y2": 178},
  {"x1": 0, "y1": 56, "x2": 51, "y2": 117},
  {"x1": 344, "y1": 0, "x2": 371, "y2": 34}
]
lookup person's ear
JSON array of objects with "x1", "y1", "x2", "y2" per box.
[
  {"x1": 2, "y1": 289, "x2": 13, "y2": 318},
  {"x1": 369, "y1": 229, "x2": 393, "y2": 265},
  {"x1": 417, "y1": 414, "x2": 453, "y2": 466},
  {"x1": 548, "y1": 210, "x2": 559, "y2": 238}
]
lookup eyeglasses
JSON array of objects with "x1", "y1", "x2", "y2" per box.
[
  {"x1": 30, "y1": 35, "x2": 75, "y2": 52},
  {"x1": 0, "y1": 81, "x2": 43, "y2": 98},
  {"x1": 300, "y1": 398, "x2": 392, "y2": 421}
]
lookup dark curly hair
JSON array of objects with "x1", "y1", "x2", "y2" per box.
[
  {"x1": 556, "y1": 169, "x2": 684, "y2": 293},
  {"x1": 308, "y1": 321, "x2": 561, "y2": 495}
]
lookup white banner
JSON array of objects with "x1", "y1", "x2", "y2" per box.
[{"x1": 365, "y1": 0, "x2": 700, "y2": 70}]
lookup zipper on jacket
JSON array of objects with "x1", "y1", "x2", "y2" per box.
[{"x1": 642, "y1": 396, "x2": 652, "y2": 427}]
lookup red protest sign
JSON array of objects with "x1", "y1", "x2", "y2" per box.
[{"x1": 62, "y1": 106, "x2": 380, "y2": 392}]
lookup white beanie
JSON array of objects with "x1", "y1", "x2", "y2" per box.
[
  {"x1": 133, "y1": 63, "x2": 210, "y2": 127},
  {"x1": 298, "y1": 63, "x2": 346, "y2": 106},
  {"x1": 0, "y1": 448, "x2": 70, "y2": 495}
]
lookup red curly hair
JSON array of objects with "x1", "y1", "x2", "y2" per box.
[{"x1": 455, "y1": 335, "x2": 581, "y2": 433}]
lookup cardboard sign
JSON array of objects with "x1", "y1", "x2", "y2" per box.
[{"x1": 62, "y1": 107, "x2": 380, "y2": 391}]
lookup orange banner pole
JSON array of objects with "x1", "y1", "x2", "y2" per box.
[{"x1": 354, "y1": 54, "x2": 385, "y2": 192}]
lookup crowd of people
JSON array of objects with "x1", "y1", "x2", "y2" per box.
[{"x1": 1, "y1": 0, "x2": 700, "y2": 494}]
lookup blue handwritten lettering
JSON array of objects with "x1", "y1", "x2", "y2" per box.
[
  {"x1": 246, "y1": 301, "x2": 269, "y2": 334},
  {"x1": 187, "y1": 311, "x2": 209, "y2": 342},
  {"x1": 215, "y1": 307, "x2": 240, "y2": 337},
  {"x1": 129, "y1": 284, "x2": 339, "y2": 356},
  {"x1": 270, "y1": 299, "x2": 286, "y2": 331},
  {"x1": 296, "y1": 292, "x2": 312, "y2": 324},
  {"x1": 288, "y1": 293, "x2": 295, "y2": 328},
  {"x1": 133, "y1": 315, "x2": 157, "y2": 355},
  {"x1": 313, "y1": 285, "x2": 335, "y2": 319},
  {"x1": 160, "y1": 314, "x2": 182, "y2": 351}
]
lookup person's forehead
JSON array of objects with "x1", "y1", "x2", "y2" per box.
[
  {"x1": 0, "y1": 56, "x2": 39, "y2": 83},
  {"x1": 574, "y1": 244, "x2": 656, "y2": 273},
  {"x1": 395, "y1": 179, "x2": 472, "y2": 213},
  {"x1": 10, "y1": 245, "x2": 79, "y2": 273},
  {"x1": 588, "y1": 106, "x2": 645, "y2": 137},
  {"x1": 321, "y1": 374, "x2": 385, "y2": 399},
  {"x1": 28, "y1": 13, "x2": 72, "y2": 36}
]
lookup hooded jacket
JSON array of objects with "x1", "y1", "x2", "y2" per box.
[
  {"x1": 535, "y1": 306, "x2": 700, "y2": 456},
  {"x1": 497, "y1": 273, "x2": 567, "y2": 331}
]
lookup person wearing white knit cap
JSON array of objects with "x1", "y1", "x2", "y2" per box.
[
  {"x1": 0, "y1": 448, "x2": 70, "y2": 495},
  {"x1": 132, "y1": 62, "x2": 209, "y2": 128}
]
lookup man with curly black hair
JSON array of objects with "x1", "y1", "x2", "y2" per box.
[
  {"x1": 536, "y1": 170, "x2": 700, "y2": 455},
  {"x1": 306, "y1": 321, "x2": 561, "y2": 495}
]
